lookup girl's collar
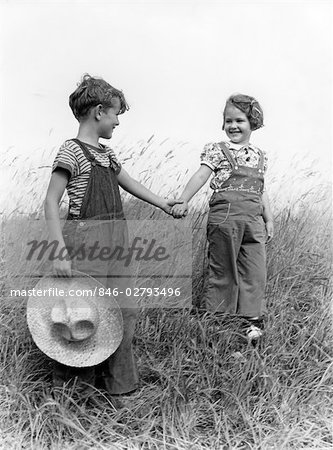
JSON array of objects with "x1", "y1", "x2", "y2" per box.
[{"x1": 227, "y1": 141, "x2": 253, "y2": 150}]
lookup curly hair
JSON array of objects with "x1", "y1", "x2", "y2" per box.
[
  {"x1": 69, "y1": 74, "x2": 129, "y2": 121},
  {"x1": 222, "y1": 94, "x2": 264, "y2": 131}
]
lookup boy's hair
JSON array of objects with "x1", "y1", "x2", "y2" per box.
[
  {"x1": 223, "y1": 94, "x2": 264, "y2": 131},
  {"x1": 69, "y1": 74, "x2": 129, "y2": 121}
]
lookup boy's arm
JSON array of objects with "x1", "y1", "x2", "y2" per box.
[
  {"x1": 117, "y1": 168, "x2": 183, "y2": 214},
  {"x1": 262, "y1": 191, "x2": 274, "y2": 243},
  {"x1": 44, "y1": 169, "x2": 72, "y2": 276},
  {"x1": 172, "y1": 165, "x2": 213, "y2": 218}
]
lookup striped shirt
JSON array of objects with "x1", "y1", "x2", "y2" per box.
[{"x1": 52, "y1": 139, "x2": 122, "y2": 217}]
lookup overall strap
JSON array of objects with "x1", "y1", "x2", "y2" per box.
[
  {"x1": 108, "y1": 154, "x2": 117, "y2": 170},
  {"x1": 217, "y1": 142, "x2": 236, "y2": 168},
  {"x1": 71, "y1": 138, "x2": 97, "y2": 164},
  {"x1": 257, "y1": 148, "x2": 265, "y2": 172}
]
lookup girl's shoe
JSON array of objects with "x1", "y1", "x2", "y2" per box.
[
  {"x1": 245, "y1": 324, "x2": 263, "y2": 341},
  {"x1": 242, "y1": 317, "x2": 264, "y2": 343}
]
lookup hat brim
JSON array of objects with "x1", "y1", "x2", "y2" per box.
[{"x1": 27, "y1": 271, "x2": 123, "y2": 367}]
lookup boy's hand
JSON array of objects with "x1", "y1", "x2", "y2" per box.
[
  {"x1": 171, "y1": 200, "x2": 189, "y2": 218},
  {"x1": 53, "y1": 250, "x2": 72, "y2": 277},
  {"x1": 265, "y1": 221, "x2": 274, "y2": 243},
  {"x1": 161, "y1": 198, "x2": 184, "y2": 215}
]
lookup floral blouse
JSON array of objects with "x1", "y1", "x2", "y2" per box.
[{"x1": 200, "y1": 141, "x2": 267, "y2": 191}]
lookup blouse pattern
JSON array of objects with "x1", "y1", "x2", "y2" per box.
[{"x1": 200, "y1": 141, "x2": 267, "y2": 191}]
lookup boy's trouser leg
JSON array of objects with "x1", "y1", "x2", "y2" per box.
[
  {"x1": 102, "y1": 304, "x2": 139, "y2": 395},
  {"x1": 60, "y1": 220, "x2": 139, "y2": 395},
  {"x1": 52, "y1": 362, "x2": 95, "y2": 394},
  {"x1": 100, "y1": 222, "x2": 139, "y2": 395}
]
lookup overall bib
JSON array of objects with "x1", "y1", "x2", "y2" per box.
[
  {"x1": 203, "y1": 142, "x2": 267, "y2": 318},
  {"x1": 53, "y1": 139, "x2": 139, "y2": 395}
]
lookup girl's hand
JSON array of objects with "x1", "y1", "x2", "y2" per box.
[
  {"x1": 161, "y1": 198, "x2": 184, "y2": 215},
  {"x1": 171, "y1": 200, "x2": 189, "y2": 218},
  {"x1": 265, "y1": 221, "x2": 274, "y2": 243}
]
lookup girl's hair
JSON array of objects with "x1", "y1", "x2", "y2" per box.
[
  {"x1": 222, "y1": 94, "x2": 264, "y2": 131},
  {"x1": 69, "y1": 74, "x2": 129, "y2": 121}
]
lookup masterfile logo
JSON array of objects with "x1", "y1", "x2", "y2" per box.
[{"x1": 4, "y1": 218, "x2": 192, "y2": 308}]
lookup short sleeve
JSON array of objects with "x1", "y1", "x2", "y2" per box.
[
  {"x1": 200, "y1": 142, "x2": 226, "y2": 171},
  {"x1": 110, "y1": 157, "x2": 122, "y2": 175},
  {"x1": 260, "y1": 148, "x2": 268, "y2": 192},
  {"x1": 262, "y1": 150, "x2": 268, "y2": 173},
  {"x1": 104, "y1": 145, "x2": 122, "y2": 175},
  {"x1": 52, "y1": 141, "x2": 79, "y2": 178}
]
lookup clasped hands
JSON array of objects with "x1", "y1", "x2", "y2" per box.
[{"x1": 162, "y1": 198, "x2": 188, "y2": 218}]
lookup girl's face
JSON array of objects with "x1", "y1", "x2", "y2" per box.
[{"x1": 223, "y1": 105, "x2": 252, "y2": 145}]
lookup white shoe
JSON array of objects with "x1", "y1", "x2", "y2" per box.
[{"x1": 246, "y1": 324, "x2": 262, "y2": 341}]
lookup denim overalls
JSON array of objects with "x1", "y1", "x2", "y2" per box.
[
  {"x1": 54, "y1": 139, "x2": 139, "y2": 395},
  {"x1": 203, "y1": 142, "x2": 267, "y2": 318}
]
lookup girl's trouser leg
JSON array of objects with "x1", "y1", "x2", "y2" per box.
[
  {"x1": 236, "y1": 220, "x2": 267, "y2": 317},
  {"x1": 203, "y1": 219, "x2": 266, "y2": 316},
  {"x1": 203, "y1": 222, "x2": 242, "y2": 313}
]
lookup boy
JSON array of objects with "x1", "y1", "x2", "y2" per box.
[{"x1": 44, "y1": 74, "x2": 182, "y2": 405}]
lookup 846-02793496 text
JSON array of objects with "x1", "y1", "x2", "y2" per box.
[{"x1": 98, "y1": 287, "x2": 181, "y2": 297}]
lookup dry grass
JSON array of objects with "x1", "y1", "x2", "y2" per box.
[{"x1": 0, "y1": 138, "x2": 332, "y2": 449}]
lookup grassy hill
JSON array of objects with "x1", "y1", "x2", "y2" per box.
[{"x1": 0, "y1": 143, "x2": 332, "y2": 449}]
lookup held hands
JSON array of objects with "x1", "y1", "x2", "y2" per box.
[
  {"x1": 265, "y1": 221, "x2": 274, "y2": 243},
  {"x1": 171, "y1": 200, "x2": 188, "y2": 218},
  {"x1": 160, "y1": 198, "x2": 185, "y2": 215},
  {"x1": 161, "y1": 198, "x2": 188, "y2": 217}
]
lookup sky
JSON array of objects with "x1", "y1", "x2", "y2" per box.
[{"x1": 0, "y1": 0, "x2": 332, "y2": 213}]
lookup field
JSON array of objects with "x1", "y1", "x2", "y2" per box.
[{"x1": 0, "y1": 140, "x2": 332, "y2": 449}]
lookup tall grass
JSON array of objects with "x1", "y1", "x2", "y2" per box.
[{"x1": 0, "y1": 138, "x2": 332, "y2": 449}]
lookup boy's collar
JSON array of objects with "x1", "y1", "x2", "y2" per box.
[{"x1": 83, "y1": 141, "x2": 107, "y2": 153}]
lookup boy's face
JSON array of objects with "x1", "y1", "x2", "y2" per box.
[
  {"x1": 223, "y1": 105, "x2": 252, "y2": 145},
  {"x1": 99, "y1": 98, "x2": 121, "y2": 139}
]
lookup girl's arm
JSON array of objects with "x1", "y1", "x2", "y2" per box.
[
  {"x1": 262, "y1": 191, "x2": 274, "y2": 243},
  {"x1": 44, "y1": 169, "x2": 72, "y2": 276},
  {"x1": 117, "y1": 168, "x2": 183, "y2": 214},
  {"x1": 172, "y1": 165, "x2": 213, "y2": 218}
]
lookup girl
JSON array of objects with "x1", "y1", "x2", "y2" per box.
[{"x1": 172, "y1": 94, "x2": 273, "y2": 341}]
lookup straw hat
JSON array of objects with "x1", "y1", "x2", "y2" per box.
[{"x1": 27, "y1": 271, "x2": 123, "y2": 367}]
